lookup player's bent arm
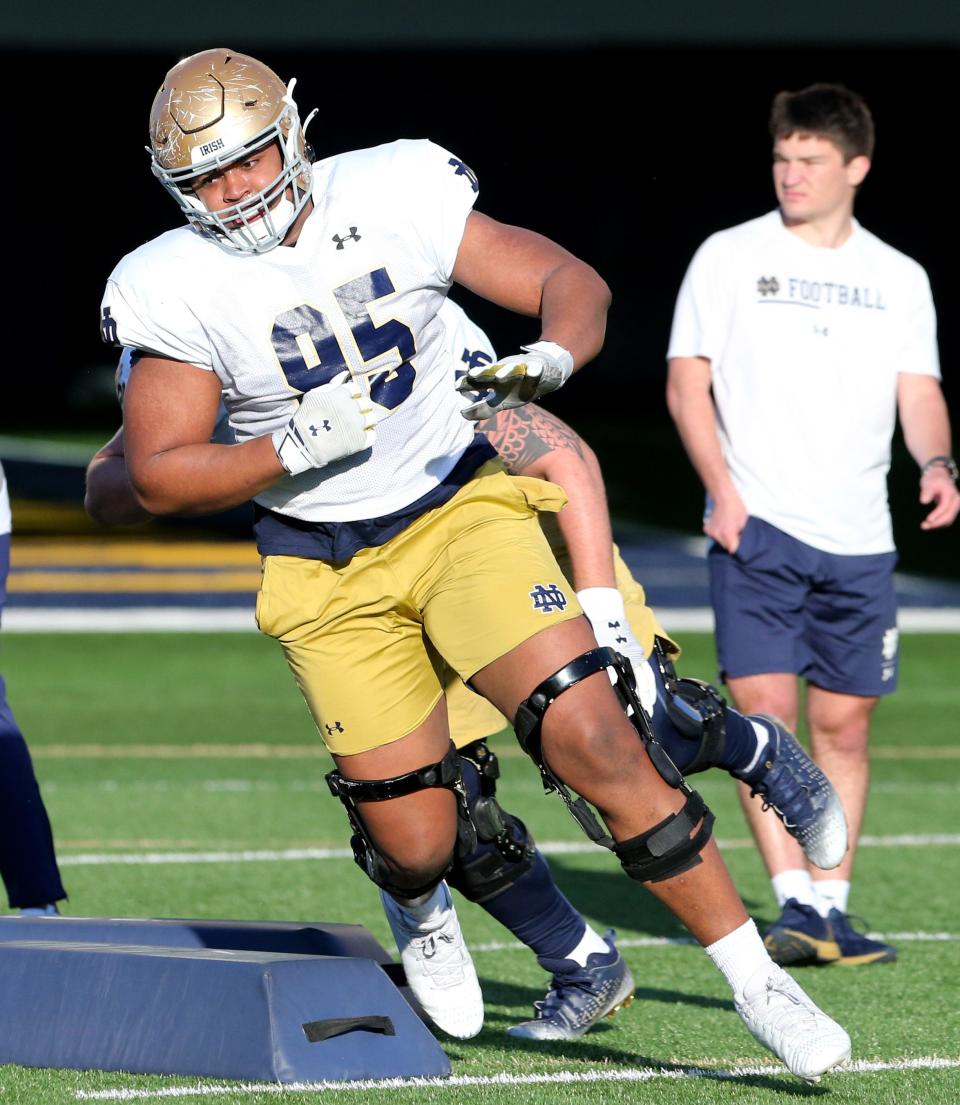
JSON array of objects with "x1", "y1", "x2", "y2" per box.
[
  {"x1": 123, "y1": 355, "x2": 286, "y2": 516},
  {"x1": 452, "y1": 212, "x2": 610, "y2": 370},
  {"x1": 666, "y1": 356, "x2": 746, "y2": 551},
  {"x1": 84, "y1": 428, "x2": 153, "y2": 526},
  {"x1": 897, "y1": 372, "x2": 960, "y2": 529},
  {"x1": 480, "y1": 405, "x2": 616, "y2": 591}
]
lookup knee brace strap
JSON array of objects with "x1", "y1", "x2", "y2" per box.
[
  {"x1": 457, "y1": 741, "x2": 528, "y2": 864},
  {"x1": 613, "y1": 789, "x2": 715, "y2": 883},
  {"x1": 325, "y1": 742, "x2": 476, "y2": 899},
  {"x1": 326, "y1": 742, "x2": 465, "y2": 803},
  {"x1": 653, "y1": 637, "x2": 727, "y2": 774},
  {"x1": 513, "y1": 647, "x2": 616, "y2": 848}
]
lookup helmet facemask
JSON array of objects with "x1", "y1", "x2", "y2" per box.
[{"x1": 149, "y1": 51, "x2": 318, "y2": 255}]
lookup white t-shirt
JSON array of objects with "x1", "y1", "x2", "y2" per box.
[
  {"x1": 103, "y1": 139, "x2": 479, "y2": 523},
  {"x1": 668, "y1": 210, "x2": 940, "y2": 554},
  {"x1": 0, "y1": 461, "x2": 10, "y2": 537}
]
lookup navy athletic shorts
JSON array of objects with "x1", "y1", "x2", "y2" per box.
[{"x1": 708, "y1": 516, "x2": 899, "y2": 696}]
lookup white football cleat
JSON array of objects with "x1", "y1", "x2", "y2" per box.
[
  {"x1": 381, "y1": 883, "x2": 484, "y2": 1039},
  {"x1": 734, "y1": 964, "x2": 851, "y2": 1082}
]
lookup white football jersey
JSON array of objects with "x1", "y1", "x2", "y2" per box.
[
  {"x1": 103, "y1": 139, "x2": 480, "y2": 523},
  {"x1": 0, "y1": 461, "x2": 10, "y2": 537},
  {"x1": 116, "y1": 295, "x2": 496, "y2": 435},
  {"x1": 668, "y1": 210, "x2": 940, "y2": 555}
]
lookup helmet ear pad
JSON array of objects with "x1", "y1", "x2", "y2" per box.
[{"x1": 148, "y1": 49, "x2": 315, "y2": 254}]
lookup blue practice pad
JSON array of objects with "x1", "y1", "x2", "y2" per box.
[
  {"x1": 0, "y1": 915, "x2": 416, "y2": 1008},
  {"x1": 0, "y1": 937, "x2": 450, "y2": 1082},
  {"x1": 0, "y1": 937, "x2": 451, "y2": 1082}
]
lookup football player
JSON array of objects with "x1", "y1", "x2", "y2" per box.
[
  {"x1": 88, "y1": 300, "x2": 847, "y2": 1042},
  {"x1": 98, "y1": 48, "x2": 850, "y2": 1077}
]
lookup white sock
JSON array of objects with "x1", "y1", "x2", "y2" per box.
[
  {"x1": 564, "y1": 925, "x2": 611, "y2": 967},
  {"x1": 387, "y1": 881, "x2": 451, "y2": 928},
  {"x1": 705, "y1": 918, "x2": 771, "y2": 996},
  {"x1": 813, "y1": 879, "x2": 850, "y2": 918},
  {"x1": 771, "y1": 869, "x2": 816, "y2": 909},
  {"x1": 740, "y1": 719, "x2": 772, "y2": 775}
]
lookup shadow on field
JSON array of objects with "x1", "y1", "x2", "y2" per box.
[
  {"x1": 543, "y1": 856, "x2": 776, "y2": 936},
  {"x1": 539, "y1": 857, "x2": 680, "y2": 936},
  {"x1": 449, "y1": 1009, "x2": 828, "y2": 1096}
]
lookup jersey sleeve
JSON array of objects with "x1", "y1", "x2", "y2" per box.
[
  {"x1": 101, "y1": 253, "x2": 215, "y2": 370},
  {"x1": 666, "y1": 233, "x2": 732, "y2": 364},
  {"x1": 380, "y1": 140, "x2": 479, "y2": 286},
  {"x1": 894, "y1": 263, "x2": 941, "y2": 380}
]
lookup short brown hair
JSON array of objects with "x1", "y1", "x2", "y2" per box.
[{"x1": 769, "y1": 83, "x2": 875, "y2": 162}]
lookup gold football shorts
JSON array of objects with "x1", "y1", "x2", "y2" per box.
[
  {"x1": 443, "y1": 515, "x2": 679, "y2": 746},
  {"x1": 256, "y1": 461, "x2": 582, "y2": 755}
]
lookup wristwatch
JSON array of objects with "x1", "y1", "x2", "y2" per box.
[{"x1": 921, "y1": 455, "x2": 959, "y2": 481}]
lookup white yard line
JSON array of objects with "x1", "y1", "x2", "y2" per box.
[
  {"x1": 54, "y1": 833, "x2": 960, "y2": 868},
  {"x1": 72, "y1": 1056, "x2": 960, "y2": 1099},
  {"x1": 7, "y1": 606, "x2": 960, "y2": 632}
]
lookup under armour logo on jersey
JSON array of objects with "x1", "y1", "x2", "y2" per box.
[
  {"x1": 100, "y1": 306, "x2": 118, "y2": 345},
  {"x1": 814, "y1": 324, "x2": 829, "y2": 337},
  {"x1": 757, "y1": 276, "x2": 780, "y2": 296},
  {"x1": 309, "y1": 420, "x2": 333, "y2": 436},
  {"x1": 530, "y1": 583, "x2": 568, "y2": 614},
  {"x1": 332, "y1": 227, "x2": 361, "y2": 249},
  {"x1": 461, "y1": 347, "x2": 493, "y2": 371},
  {"x1": 326, "y1": 721, "x2": 344, "y2": 735},
  {"x1": 448, "y1": 157, "x2": 479, "y2": 193}
]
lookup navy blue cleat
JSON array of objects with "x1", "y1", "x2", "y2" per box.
[
  {"x1": 738, "y1": 715, "x2": 848, "y2": 870},
  {"x1": 828, "y1": 909, "x2": 897, "y2": 965},
  {"x1": 507, "y1": 929, "x2": 635, "y2": 1041},
  {"x1": 763, "y1": 899, "x2": 841, "y2": 965}
]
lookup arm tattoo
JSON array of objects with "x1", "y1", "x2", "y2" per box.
[{"x1": 479, "y1": 406, "x2": 586, "y2": 475}]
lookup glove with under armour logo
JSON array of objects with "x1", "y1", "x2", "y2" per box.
[
  {"x1": 272, "y1": 371, "x2": 378, "y2": 476},
  {"x1": 577, "y1": 586, "x2": 657, "y2": 718},
  {"x1": 457, "y1": 340, "x2": 574, "y2": 420}
]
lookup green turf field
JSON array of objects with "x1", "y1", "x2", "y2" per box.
[{"x1": 1, "y1": 631, "x2": 958, "y2": 1104}]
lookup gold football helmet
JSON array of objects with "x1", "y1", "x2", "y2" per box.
[{"x1": 148, "y1": 49, "x2": 317, "y2": 254}]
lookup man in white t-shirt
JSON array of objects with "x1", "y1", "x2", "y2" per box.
[
  {"x1": 667, "y1": 82, "x2": 960, "y2": 967},
  {"x1": 0, "y1": 462, "x2": 67, "y2": 915}
]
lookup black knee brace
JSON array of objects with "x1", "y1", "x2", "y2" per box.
[
  {"x1": 325, "y1": 741, "x2": 476, "y2": 900},
  {"x1": 652, "y1": 637, "x2": 727, "y2": 774},
  {"x1": 447, "y1": 740, "x2": 536, "y2": 903},
  {"x1": 513, "y1": 646, "x2": 715, "y2": 881}
]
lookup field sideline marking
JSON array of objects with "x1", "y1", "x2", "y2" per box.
[
  {"x1": 28, "y1": 742, "x2": 960, "y2": 760},
  {"x1": 7, "y1": 606, "x2": 960, "y2": 632},
  {"x1": 72, "y1": 1056, "x2": 960, "y2": 1099},
  {"x1": 53, "y1": 833, "x2": 960, "y2": 868}
]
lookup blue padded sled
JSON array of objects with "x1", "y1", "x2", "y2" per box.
[
  {"x1": 0, "y1": 915, "x2": 415, "y2": 1009},
  {"x1": 0, "y1": 939, "x2": 450, "y2": 1082}
]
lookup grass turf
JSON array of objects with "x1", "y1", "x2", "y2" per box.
[{"x1": 0, "y1": 631, "x2": 957, "y2": 1104}]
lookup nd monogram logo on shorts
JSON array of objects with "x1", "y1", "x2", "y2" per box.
[
  {"x1": 530, "y1": 583, "x2": 568, "y2": 614},
  {"x1": 880, "y1": 626, "x2": 899, "y2": 682}
]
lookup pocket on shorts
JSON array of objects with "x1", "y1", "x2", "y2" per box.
[
  {"x1": 254, "y1": 556, "x2": 273, "y2": 635},
  {"x1": 732, "y1": 516, "x2": 760, "y2": 563}
]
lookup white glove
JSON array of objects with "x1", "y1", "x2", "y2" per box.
[
  {"x1": 457, "y1": 340, "x2": 574, "y2": 420},
  {"x1": 273, "y1": 372, "x2": 379, "y2": 476},
  {"x1": 577, "y1": 586, "x2": 657, "y2": 718}
]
